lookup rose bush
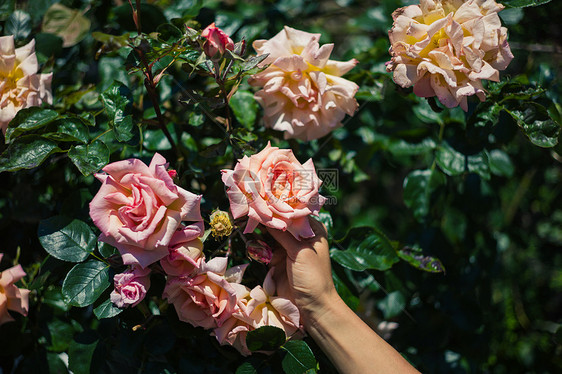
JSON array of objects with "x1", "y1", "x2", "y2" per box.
[
  {"x1": 386, "y1": 0, "x2": 513, "y2": 110},
  {"x1": 89, "y1": 153, "x2": 203, "y2": 268},
  {"x1": 248, "y1": 26, "x2": 359, "y2": 140},
  {"x1": 0, "y1": 36, "x2": 52, "y2": 133},
  {"x1": 222, "y1": 142, "x2": 326, "y2": 240}
]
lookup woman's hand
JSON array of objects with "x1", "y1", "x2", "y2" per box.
[{"x1": 267, "y1": 218, "x2": 339, "y2": 326}]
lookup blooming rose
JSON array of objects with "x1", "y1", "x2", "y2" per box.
[
  {"x1": 163, "y1": 257, "x2": 247, "y2": 329},
  {"x1": 110, "y1": 265, "x2": 151, "y2": 308},
  {"x1": 214, "y1": 268, "x2": 302, "y2": 355},
  {"x1": 386, "y1": 0, "x2": 514, "y2": 111},
  {"x1": 221, "y1": 142, "x2": 325, "y2": 240},
  {"x1": 201, "y1": 23, "x2": 234, "y2": 59},
  {"x1": 0, "y1": 36, "x2": 53, "y2": 133},
  {"x1": 0, "y1": 254, "x2": 30, "y2": 325},
  {"x1": 160, "y1": 224, "x2": 205, "y2": 277},
  {"x1": 89, "y1": 153, "x2": 202, "y2": 268},
  {"x1": 248, "y1": 26, "x2": 359, "y2": 140}
]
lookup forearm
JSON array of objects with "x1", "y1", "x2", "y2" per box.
[{"x1": 304, "y1": 293, "x2": 419, "y2": 374}]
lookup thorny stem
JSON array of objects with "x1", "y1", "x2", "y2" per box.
[{"x1": 128, "y1": 0, "x2": 180, "y2": 159}]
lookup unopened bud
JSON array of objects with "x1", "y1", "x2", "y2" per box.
[
  {"x1": 209, "y1": 210, "x2": 233, "y2": 239},
  {"x1": 201, "y1": 23, "x2": 234, "y2": 60},
  {"x1": 246, "y1": 240, "x2": 273, "y2": 265},
  {"x1": 168, "y1": 169, "x2": 178, "y2": 178}
]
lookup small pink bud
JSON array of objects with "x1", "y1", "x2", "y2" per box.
[
  {"x1": 246, "y1": 240, "x2": 273, "y2": 265},
  {"x1": 201, "y1": 23, "x2": 234, "y2": 59},
  {"x1": 168, "y1": 169, "x2": 178, "y2": 178}
]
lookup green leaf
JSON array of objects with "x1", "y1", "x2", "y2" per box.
[
  {"x1": 47, "y1": 319, "x2": 76, "y2": 352},
  {"x1": 93, "y1": 298, "x2": 123, "y2": 319},
  {"x1": 435, "y1": 142, "x2": 465, "y2": 176},
  {"x1": 467, "y1": 151, "x2": 490, "y2": 180},
  {"x1": 41, "y1": 3, "x2": 91, "y2": 47},
  {"x1": 281, "y1": 340, "x2": 317, "y2": 374},
  {"x1": 98, "y1": 242, "x2": 118, "y2": 258},
  {"x1": 101, "y1": 82, "x2": 134, "y2": 142},
  {"x1": 43, "y1": 117, "x2": 90, "y2": 144},
  {"x1": 504, "y1": 0, "x2": 551, "y2": 8},
  {"x1": 403, "y1": 169, "x2": 445, "y2": 222},
  {"x1": 317, "y1": 211, "x2": 333, "y2": 233},
  {"x1": 398, "y1": 246, "x2": 446, "y2": 273},
  {"x1": 387, "y1": 138, "x2": 437, "y2": 157},
  {"x1": 0, "y1": 135, "x2": 61, "y2": 172},
  {"x1": 5, "y1": 107, "x2": 59, "y2": 142},
  {"x1": 504, "y1": 103, "x2": 561, "y2": 147},
  {"x1": 68, "y1": 331, "x2": 98, "y2": 374},
  {"x1": 68, "y1": 140, "x2": 110, "y2": 176},
  {"x1": 38, "y1": 216, "x2": 96, "y2": 262},
  {"x1": 200, "y1": 140, "x2": 227, "y2": 158},
  {"x1": 332, "y1": 270, "x2": 359, "y2": 310},
  {"x1": 156, "y1": 23, "x2": 183, "y2": 42},
  {"x1": 62, "y1": 260, "x2": 110, "y2": 307},
  {"x1": 0, "y1": 0, "x2": 15, "y2": 22},
  {"x1": 241, "y1": 54, "x2": 269, "y2": 72},
  {"x1": 377, "y1": 291, "x2": 406, "y2": 319},
  {"x1": 230, "y1": 90, "x2": 258, "y2": 128},
  {"x1": 6, "y1": 10, "x2": 31, "y2": 40},
  {"x1": 235, "y1": 361, "x2": 258, "y2": 374},
  {"x1": 246, "y1": 326, "x2": 286, "y2": 352},
  {"x1": 331, "y1": 226, "x2": 399, "y2": 271}
]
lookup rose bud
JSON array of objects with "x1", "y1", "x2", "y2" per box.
[
  {"x1": 246, "y1": 240, "x2": 273, "y2": 265},
  {"x1": 201, "y1": 23, "x2": 234, "y2": 60}
]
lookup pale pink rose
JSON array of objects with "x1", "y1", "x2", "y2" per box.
[
  {"x1": 0, "y1": 254, "x2": 30, "y2": 325},
  {"x1": 0, "y1": 36, "x2": 53, "y2": 133},
  {"x1": 160, "y1": 224, "x2": 204, "y2": 277},
  {"x1": 386, "y1": 0, "x2": 514, "y2": 111},
  {"x1": 248, "y1": 26, "x2": 359, "y2": 141},
  {"x1": 110, "y1": 265, "x2": 151, "y2": 308},
  {"x1": 163, "y1": 257, "x2": 248, "y2": 329},
  {"x1": 89, "y1": 153, "x2": 203, "y2": 268},
  {"x1": 221, "y1": 142, "x2": 326, "y2": 240},
  {"x1": 201, "y1": 23, "x2": 234, "y2": 59},
  {"x1": 240, "y1": 267, "x2": 301, "y2": 338}
]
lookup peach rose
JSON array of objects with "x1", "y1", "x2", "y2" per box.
[
  {"x1": 110, "y1": 265, "x2": 151, "y2": 308},
  {"x1": 0, "y1": 36, "x2": 53, "y2": 133},
  {"x1": 163, "y1": 257, "x2": 248, "y2": 329},
  {"x1": 0, "y1": 254, "x2": 30, "y2": 325},
  {"x1": 213, "y1": 268, "x2": 302, "y2": 355},
  {"x1": 213, "y1": 284, "x2": 253, "y2": 356},
  {"x1": 89, "y1": 153, "x2": 202, "y2": 268},
  {"x1": 248, "y1": 26, "x2": 359, "y2": 140},
  {"x1": 386, "y1": 0, "x2": 513, "y2": 111},
  {"x1": 221, "y1": 143, "x2": 326, "y2": 240},
  {"x1": 160, "y1": 224, "x2": 204, "y2": 277}
]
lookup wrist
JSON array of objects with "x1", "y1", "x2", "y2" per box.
[{"x1": 300, "y1": 288, "x2": 347, "y2": 331}]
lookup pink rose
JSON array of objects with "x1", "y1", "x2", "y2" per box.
[
  {"x1": 89, "y1": 153, "x2": 203, "y2": 268},
  {"x1": 0, "y1": 254, "x2": 30, "y2": 325},
  {"x1": 221, "y1": 142, "x2": 326, "y2": 240},
  {"x1": 163, "y1": 257, "x2": 248, "y2": 329},
  {"x1": 248, "y1": 26, "x2": 359, "y2": 140},
  {"x1": 201, "y1": 23, "x2": 234, "y2": 59},
  {"x1": 0, "y1": 36, "x2": 53, "y2": 133},
  {"x1": 160, "y1": 224, "x2": 205, "y2": 277},
  {"x1": 386, "y1": 0, "x2": 514, "y2": 111},
  {"x1": 110, "y1": 265, "x2": 151, "y2": 308}
]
